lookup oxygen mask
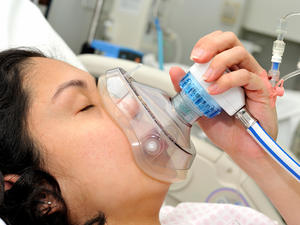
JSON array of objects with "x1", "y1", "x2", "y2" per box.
[{"x1": 98, "y1": 67, "x2": 196, "y2": 183}]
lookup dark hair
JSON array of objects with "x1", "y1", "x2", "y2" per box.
[{"x1": 0, "y1": 49, "x2": 106, "y2": 225}]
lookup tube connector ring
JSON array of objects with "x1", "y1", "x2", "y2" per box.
[{"x1": 235, "y1": 107, "x2": 257, "y2": 129}]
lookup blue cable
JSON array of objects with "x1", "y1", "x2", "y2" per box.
[{"x1": 155, "y1": 17, "x2": 164, "y2": 70}]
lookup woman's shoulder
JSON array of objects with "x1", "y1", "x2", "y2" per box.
[{"x1": 160, "y1": 202, "x2": 279, "y2": 225}]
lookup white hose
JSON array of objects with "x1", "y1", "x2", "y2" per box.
[
  {"x1": 171, "y1": 30, "x2": 182, "y2": 63},
  {"x1": 248, "y1": 122, "x2": 300, "y2": 182},
  {"x1": 283, "y1": 11, "x2": 300, "y2": 20},
  {"x1": 164, "y1": 28, "x2": 182, "y2": 63},
  {"x1": 277, "y1": 11, "x2": 300, "y2": 41},
  {"x1": 281, "y1": 69, "x2": 300, "y2": 82}
]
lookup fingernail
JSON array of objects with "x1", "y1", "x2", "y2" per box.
[
  {"x1": 207, "y1": 84, "x2": 220, "y2": 94},
  {"x1": 190, "y1": 48, "x2": 205, "y2": 60},
  {"x1": 202, "y1": 68, "x2": 214, "y2": 81}
]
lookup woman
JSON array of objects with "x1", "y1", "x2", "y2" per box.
[{"x1": 0, "y1": 31, "x2": 299, "y2": 225}]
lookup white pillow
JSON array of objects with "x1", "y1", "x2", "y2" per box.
[
  {"x1": 0, "y1": 0, "x2": 86, "y2": 71},
  {"x1": 0, "y1": 218, "x2": 6, "y2": 225}
]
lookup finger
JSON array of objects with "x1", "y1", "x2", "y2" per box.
[
  {"x1": 189, "y1": 31, "x2": 223, "y2": 62},
  {"x1": 202, "y1": 46, "x2": 264, "y2": 82},
  {"x1": 190, "y1": 31, "x2": 243, "y2": 63},
  {"x1": 169, "y1": 66, "x2": 186, "y2": 92},
  {"x1": 190, "y1": 31, "x2": 223, "y2": 62},
  {"x1": 207, "y1": 69, "x2": 267, "y2": 96}
]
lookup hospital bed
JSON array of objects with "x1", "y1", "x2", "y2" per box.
[{"x1": 1, "y1": 0, "x2": 286, "y2": 224}]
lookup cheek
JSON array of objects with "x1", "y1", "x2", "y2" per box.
[
  {"x1": 34, "y1": 111, "x2": 136, "y2": 182},
  {"x1": 77, "y1": 119, "x2": 134, "y2": 172},
  {"x1": 57, "y1": 116, "x2": 136, "y2": 181}
]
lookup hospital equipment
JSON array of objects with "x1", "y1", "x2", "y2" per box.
[
  {"x1": 85, "y1": 0, "x2": 178, "y2": 65},
  {"x1": 152, "y1": 0, "x2": 165, "y2": 70},
  {"x1": 105, "y1": 0, "x2": 153, "y2": 50},
  {"x1": 87, "y1": 0, "x2": 104, "y2": 46},
  {"x1": 90, "y1": 40, "x2": 143, "y2": 62},
  {"x1": 269, "y1": 12, "x2": 300, "y2": 86},
  {"x1": 82, "y1": 0, "x2": 152, "y2": 63},
  {"x1": 154, "y1": 17, "x2": 164, "y2": 70}
]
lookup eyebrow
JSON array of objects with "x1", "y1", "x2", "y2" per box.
[{"x1": 52, "y1": 79, "x2": 88, "y2": 102}]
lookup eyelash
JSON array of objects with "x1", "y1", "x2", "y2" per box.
[{"x1": 80, "y1": 105, "x2": 94, "y2": 112}]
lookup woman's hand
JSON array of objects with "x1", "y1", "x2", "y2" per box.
[
  {"x1": 169, "y1": 31, "x2": 277, "y2": 171},
  {"x1": 170, "y1": 31, "x2": 300, "y2": 225}
]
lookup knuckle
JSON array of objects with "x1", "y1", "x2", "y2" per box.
[
  {"x1": 210, "y1": 36, "x2": 219, "y2": 46},
  {"x1": 222, "y1": 73, "x2": 234, "y2": 88},
  {"x1": 224, "y1": 31, "x2": 237, "y2": 40},
  {"x1": 213, "y1": 30, "x2": 223, "y2": 35},
  {"x1": 213, "y1": 53, "x2": 222, "y2": 61},
  {"x1": 240, "y1": 69, "x2": 251, "y2": 80},
  {"x1": 212, "y1": 54, "x2": 226, "y2": 68},
  {"x1": 234, "y1": 46, "x2": 246, "y2": 54}
]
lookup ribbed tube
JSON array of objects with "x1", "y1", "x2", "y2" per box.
[{"x1": 248, "y1": 122, "x2": 300, "y2": 182}]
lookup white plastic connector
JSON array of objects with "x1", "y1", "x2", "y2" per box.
[{"x1": 271, "y1": 40, "x2": 286, "y2": 63}]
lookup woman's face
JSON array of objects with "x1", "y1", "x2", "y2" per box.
[{"x1": 26, "y1": 58, "x2": 169, "y2": 222}]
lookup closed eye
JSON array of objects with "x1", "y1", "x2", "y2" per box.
[{"x1": 80, "y1": 105, "x2": 94, "y2": 112}]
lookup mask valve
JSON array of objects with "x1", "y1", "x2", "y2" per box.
[{"x1": 142, "y1": 134, "x2": 164, "y2": 155}]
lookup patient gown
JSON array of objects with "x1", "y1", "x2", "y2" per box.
[{"x1": 160, "y1": 203, "x2": 278, "y2": 225}]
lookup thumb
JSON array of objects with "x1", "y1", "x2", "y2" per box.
[{"x1": 169, "y1": 66, "x2": 186, "y2": 93}]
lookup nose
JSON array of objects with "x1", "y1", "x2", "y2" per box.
[{"x1": 116, "y1": 94, "x2": 140, "y2": 119}]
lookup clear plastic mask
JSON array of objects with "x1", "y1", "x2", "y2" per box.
[{"x1": 97, "y1": 67, "x2": 196, "y2": 183}]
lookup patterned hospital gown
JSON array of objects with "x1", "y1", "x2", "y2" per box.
[{"x1": 160, "y1": 203, "x2": 279, "y2": 225}]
